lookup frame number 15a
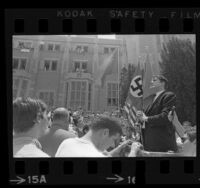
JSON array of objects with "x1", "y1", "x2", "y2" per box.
[{"x1": 27, "y1": 175, "x2": 47, "y2": 184}]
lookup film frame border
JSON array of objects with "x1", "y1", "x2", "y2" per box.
[{"x1": 5, "y1": 8, "x2": 200, "y2": 185}]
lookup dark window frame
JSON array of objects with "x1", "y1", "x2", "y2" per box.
[
  {"x1": 48, "y1": 44, "x2": 54, "y2": 51},
  {"x1": 13, "y1": 58, "x2": 19, "y2": 69},
  {"x1": 51, "y1": 60, "x2": 58, "y2": 71},
  {"x1": 44, "y1": 60, "x2": 51, "y2": 71},
  {"x1": 19, "y1": 58, "x2": 27, "y2": 70}
]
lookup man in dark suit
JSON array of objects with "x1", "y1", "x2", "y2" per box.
[
  {"x1": 39, "y1": 107, "x2": 77, "y2": 157},
  {"x1": 137, "y1": 75, "x2": 178, "y2": 152}
]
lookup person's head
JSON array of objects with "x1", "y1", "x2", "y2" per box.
[
  {"x1": 82, "y1": 124, "x2": 90, "y2": 135},
  {"x1": 72, "y1": 112, "x2": 84, "y2": 128},
  {"x1": 52, "y1": 107, "x2": 70, "y2": 129},
  {"x1": 183, "y1": 121, "x2": 192, "y2": 127},
  {"x1": 89, "y1": 115, "x2": 123, "y2": 151},
  {"x1": 183, "y1": 121, "x2": 192, "y2": 133},
  {"x1": 187, "y1": 129, "x2": 196, "y2": 143},
  {"x1": 151, "y1": 75, "x2": 168, "y2": 90},
  {"x1": 13, "y1": 97, "x2": 49, "y2": 138}
]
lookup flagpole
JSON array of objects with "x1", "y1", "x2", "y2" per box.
[
  {"x1": 139, "y1": 46, "x2": 149, "y2": 146},
  {"x1": 135, "y1": 55, "x2": 144, "y2": 146},
  {"x1": 118, "y1": 46, "x2": 120, "y2": 116},
  {"x1": 140, "y1": 55, "x2": 145, "y2": 146}
]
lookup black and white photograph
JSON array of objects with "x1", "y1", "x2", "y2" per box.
[{"x1": 12, "y1": 34, "x2": 196, "y2": 158}]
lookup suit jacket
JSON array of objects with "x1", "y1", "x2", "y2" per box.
[
  {"x1": 39, "y1": 123, "x2": 77, "y2": 157},
  {"x1": 142, "y1": 91, "x2": 178, "y2": 152}
]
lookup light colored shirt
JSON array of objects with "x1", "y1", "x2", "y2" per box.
[
  {"x1": 13, "y1": 137, "x2": 49, "y2": 158},
  {"x1": 55, "y1": 138, "x2": 106, "y2": 157},
  {"x1": 180, "y1": 139, "x2": 196, "y2": 157}
]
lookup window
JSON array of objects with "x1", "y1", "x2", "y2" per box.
[
  {"x1": 74, "y1": 62, "x2": 81, "y2": 72},
  {"x1": 70, "y1": 81, "x2": 87, "y2": 110},
  {"x1": 47, "y1": 43, "x2": 61, "y2": 51},
  {"x1": 107, "y1": 83, "x2": 119, "y2": 107},
  {"x1": 75, "y1": 45, "x2": 88, "y2": 53},
  {"x1": 13, "y1": 58, "x2": 27, "y2": 71},
  {"x1": 39, "y1": 91, "x2": 54, "y2": 107},
  {"x1": 88, "y1": 83, "x2": 91, "y2": 111},
  {"x1": 13, "y1": 58, "x2": 19, "y2": 69},
  {"x1": 104, "y1": 47, "x2": 109, "y2": 54},
  {"x1": 82, "y1": 62, "x2": 87, "y2": 72},
  {"x1": 55, "y1": 44, "x2": 60, "y2": 51},
  {"x1": 13, "y1": 79, "x2": 28, "y2": 99},
  {"x1": 17, "y1": 41, "x2": 32, "y2": 49},
  {"x1": 43, "y1": 60, "x2": 58, "y2": 71},
  {"x1": 44, "y1": 60, "x2": 50, "y2": 71},
  {"x1": 18, "y1": 42, "x2": 24, "y2": 48},
  {"x1": 19, "y1": 59, "x2": 27, "y2": 70},
  {"x1": 13, "y1": 79, "x2": 20, "y2": 99},
  {"x1": 75, "y1": 45, "x2": 82, "y2": 53},
  {"x1": 73, "y1": 61, "x2": 88, "y2": 73},
  {"x1": 83, "y1": 46, "x2": 88, "y2": 52},
  {"x1": 48, "y1": 44, "x2": 54, "y2": 51},
  {"x1": 104, "y1": 47, "x2": 116, "y2": 54},
  {"x1": 19, "y1": 80, "x2": 28, "y2": 98},
  {"x1": 111, "y1": 47, "x2": 115, "y2": 52},
  {"x1": 51, "y1": 60, "x2": 57, "y2": 71},
  {"x1": 39, "y1": 43, "x2": 45, "y2": 51}
]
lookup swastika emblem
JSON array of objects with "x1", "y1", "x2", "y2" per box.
[{"x1": 130, "y1": 76, "x2": 143, "y2": 98}]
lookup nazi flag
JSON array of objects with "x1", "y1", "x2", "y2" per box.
[{"x1": 130, "y1": 75, "x2": 143, "y2": 98}]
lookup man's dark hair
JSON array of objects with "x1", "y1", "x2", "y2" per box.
[
  {"x1": 90, "y1": 115, "x2": 123, "y2": 136},
  {"x1": 82, "y1": 124, "x2": 90, "y2": 134},
  {"x1": 52, "y1": 108, "x2": 69, "y2": 122},
  {"x1": 13, "y1": 97, "x2": 47, "y2": 133},
  {"x1": 187, "y1": 130, "x2": 196, "y2": 142},
  {"x1": 155, "y1": 75, "x2": 168, "y2": 89},
  {"x1": 73, "y1": 117, "x2": 79, "y2": 127}
]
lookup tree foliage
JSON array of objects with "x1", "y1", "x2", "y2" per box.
[{"x1": 159, "y1": 37, "x2": 196, "y2": 125}]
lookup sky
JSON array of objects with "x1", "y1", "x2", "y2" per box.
[
  {"x1": 97, "y1": 35, "x2": 116, "y2": 39},
  {"x1": 66, "y1": 35, "x2": 116, "y2": 39}
]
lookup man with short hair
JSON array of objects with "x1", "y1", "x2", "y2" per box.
[
  {"x1": 13, "y1": 97, "x2": 50, "y2": 157},
  {"x1": 39, "y1": 107, "x2": 77, "y2": 157},
  {"x1": 137, "y1": 75, "x2": 178, "y2": 152},
  {"x1": 55, "y1": 115, "x2": 132, "y2": 157}
]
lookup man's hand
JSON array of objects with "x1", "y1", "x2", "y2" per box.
[
  {"x1": 128, "y1": 142, "x2": 143, "y2": 157},
  {"x1": 108, "y1": 139, "x2": 133, "y2": 157},
  {"x1": 136, "y1": 111, "x2": 148, "y2": 122},
  {"x1": 168, "y1": 110, "x2": 174, "y2": 122}
]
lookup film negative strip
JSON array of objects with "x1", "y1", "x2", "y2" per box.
[{"x1": 5, "y1": 8, "x2": 200, "y2": 185}]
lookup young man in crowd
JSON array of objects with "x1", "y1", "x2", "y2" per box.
[
  {"x1": 39, "y1": 107, "x2": 77, "y2": 157},
  {"x1": 55, "y1": 115, "x2": 138, "y2": 157},
  {"x1": 167, "y1": 110, "x2": 196, "y2": 156},
  {"x1": 13, "y1": 97, "x2": 50, "y2": 157}
]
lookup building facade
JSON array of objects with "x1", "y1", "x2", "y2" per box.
[
  {"x1": 12, "y1": 35, "x2": 195, "y2": 112},
  {"x1": 12, "y1": 35, "x2": 126, "y2": 112}
]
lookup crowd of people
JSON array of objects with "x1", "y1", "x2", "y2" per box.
[
  {"x1": 13, "y1": 96, "x2": 196, "y2": 158},
  {"x1": 12, "y1": 97, "x2": 140, "y2": 157}
]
